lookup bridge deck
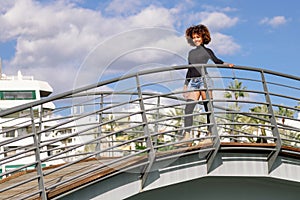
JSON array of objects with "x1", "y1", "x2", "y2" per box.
[{"x1": 1, "y1": 142, "x2": 299, "y2": 200}]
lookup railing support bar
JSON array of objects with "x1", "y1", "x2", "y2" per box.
[
  {"x1": 96, "y1": 94, "x2": 104, "y2": 158},
  {"x1": 153, "y1": 96, "x2": 160, "y2": 146},
  {"x1": 202, "y1": 67, "x2": 222, "y2": 173},
  {"x1": 30, "y1": 107, "x2": 47, "y2": 200},
  {"x1": 135, "y1": 74, "x2": 157, "y2": 189},
  {"x1": 261, "y1": 71, "x2": 282, "y2": 172}
]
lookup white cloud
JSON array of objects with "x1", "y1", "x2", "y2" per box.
[
  {"x1": 201, "y1": 5, "x2": 238, "y2": 13},
  {"x1": 72, "y1": 28, "x2": 188, "y2": 90},
  {"x1": 105, "y1": 0, "x2": 142, "y2": 15},
  {"x1": 260, "y1": 16, "x2": 288, "y2": 28},
  {"x1": 188, "y1": 11, "x2": 238, "y2": 31},
  {"x1": 0, "y1": 0, "x2": 240, "y2": 95},
  {"x1": 209, "y1": 33, "x2": 240, "y2": 55}
]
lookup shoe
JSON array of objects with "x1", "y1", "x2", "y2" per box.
[
  {"x1": 194, "y1": 131, "x2": 212, "y2": 146},
  {"x1": 174, "y1": 132, "x2": 193, "y2": 147},
  {"x1": 199, "y1": 138, "x2": 212, "y2": 144}
]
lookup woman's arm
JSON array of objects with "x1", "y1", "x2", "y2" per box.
[
  {"x1": 205, "y1": 47, "x2": 224, "y2": 64},
  {"x1": 206, "y1": 47, "x2": 234, "y2": 67}
]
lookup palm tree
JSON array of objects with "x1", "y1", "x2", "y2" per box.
[
  {"x1": 166, "y1": 106, "x2": 184, "y2": 130},
  {"x1": 295, "y1": 102, "x2": 300, "y2": 118},
  {"x1": 276, "y1": 106, "x2": 294, "y2": 125},
  {"x1": 276, "y1": 106, "x2": 295, "y2": 145},
  {"x1": 224, "y1": 79, "x2": 248, "y2": 109},
  {"x1": 250, "y1": 105, "x2": 295, "y2": 144},
  {"x1": 249, "y1": 105, "x2": 269, "y2": 143},
  {"x1": 224, "y1": 79, "x2": 248, "y2": 136}
]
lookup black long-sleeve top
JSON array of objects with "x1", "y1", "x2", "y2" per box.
[{"x1": 185, "y1": 44, "x2": 224, "y2": 85}]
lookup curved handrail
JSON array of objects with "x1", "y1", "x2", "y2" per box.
[{"x1": 0, "y1": 64, "x2": 299, "y2": 117}]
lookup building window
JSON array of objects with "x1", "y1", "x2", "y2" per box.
[
  {"x1": 3, "y1": 130, "x2": 15, "y2": 137},
  {"x1": 0, "y1": 91, "x2": 36, "y2": 100},
  {"x1": 4, "y1": 147, "x2": 17, "y2": 157}
]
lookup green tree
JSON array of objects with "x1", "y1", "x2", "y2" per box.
[
  {"x1": 295, "y1": 102, "x2": 300, "y2": 117},
  {"x1": 276, "y1": 106, "x2": 294, "y2": 124},
  {"x1": 249, "y1": 105, "x2": 269, "y2": 143},
  {"x1": 224, "y1": 79, "x2": 248, "y2": 136},
  {"x1": 224, "y1": 79, "x2": 248, "y2": 109},
  {"x1": 276, "y1": 106, "x2": 295, "y2": 145},
  {"x1": 166, "y1": 106, "x2": 186, "y2": 143},
  {"x1": 166, "y1": 107, "x2": 184, "y2": 130}
]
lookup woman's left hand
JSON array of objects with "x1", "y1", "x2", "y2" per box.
[{"x1": 224, "y1": 62, "x2": 234, "y2": 67}]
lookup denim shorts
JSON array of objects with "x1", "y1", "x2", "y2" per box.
[{"x1": 190, "y1": 76, "x2": 213, "y2": 89}]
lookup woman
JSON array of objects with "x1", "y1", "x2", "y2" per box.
[{"x1": 181, "y1": 24, "x2": 233, "y2": 144}]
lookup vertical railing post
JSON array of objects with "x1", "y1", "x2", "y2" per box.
[
  {"x1": 153, "y1": 96, "x2": 160, "y2": 146},
  {"x1": 96, "y1": 94, "x2": 104, "y2": 158},
  {"x1": 37, "y1": 105, "x2": 44, "y2": 144},
  {"x1": 135, "y1": 74, "x2": 156, "y2": 188},
  {"x1": 260, "y1": 71, "x2": 282, "y2": 172},
  {"x1": 30, "y1": 107, "x2": 47, "y2": 200},
  {"x1": 202, "y1": 66, "x2": 221, "y2": 173}
]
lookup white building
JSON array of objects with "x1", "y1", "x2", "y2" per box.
[{"x1": 0, "y1": 70, "x2": 83, "y2": 175}]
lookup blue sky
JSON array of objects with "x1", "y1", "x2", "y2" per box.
[{"x1": 0, "y1": 0, "x2": 299, "y2": 94}]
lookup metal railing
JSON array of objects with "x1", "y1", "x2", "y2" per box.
[{"x1": 0, "y1": 64, "x2": 300, "y2": 199}]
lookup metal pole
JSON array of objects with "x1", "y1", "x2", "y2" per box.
[
  {"x1": 96, "y1": 94, "x2": 103, "y2": 158},
  {"x1": 38, "y1": 105, "x2": 43, "y2": 144},
  {"x1": 30, "y1": 107, "x2": 47, "y2": 199},
  {"x1": 135, "y1": 74, "x2": 156, "y2": 189},
  {"x1": 231, "y1": 69, "x2": 237, "y2": 139},
  {"x1": 154, "y1": 96, "x2": 160, "y2": 146},
  {"x1": 260, "y1": 71, "x2": 282, "y2": 172},
  {"x1": 201, "y1": 66, "x2": 221, "y2": 173}
]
